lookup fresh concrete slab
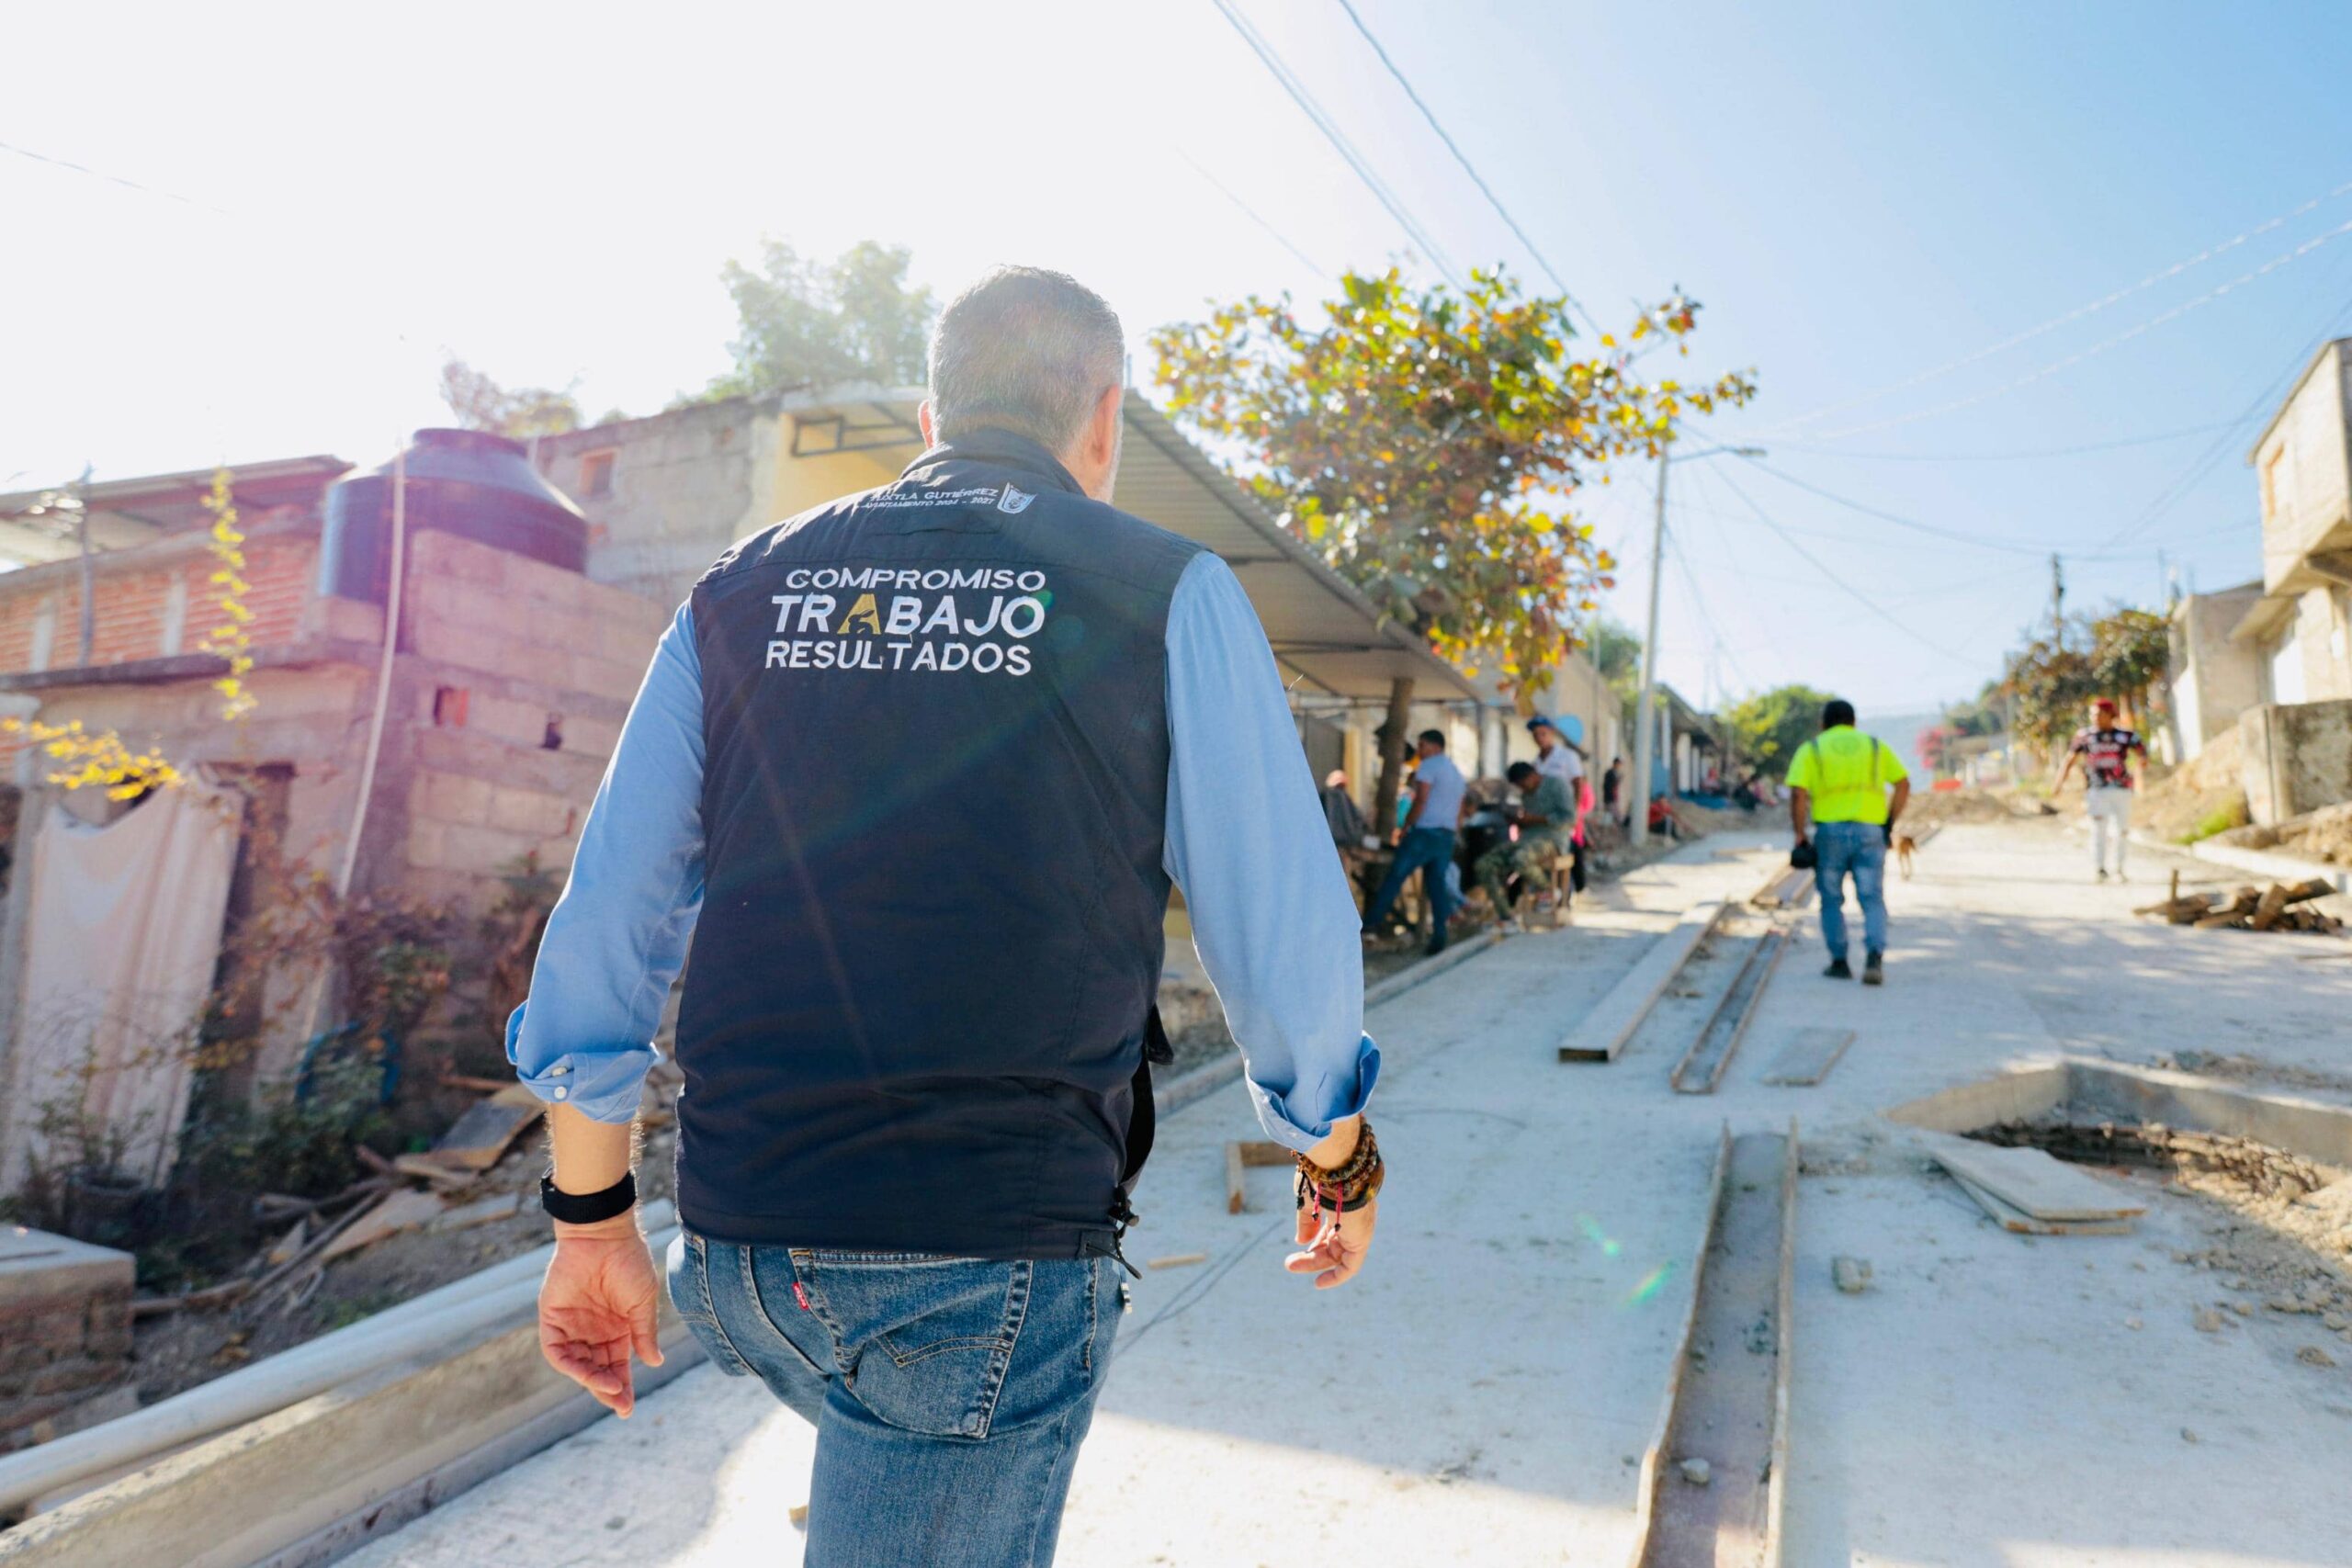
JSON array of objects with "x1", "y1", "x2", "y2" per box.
[{"x1": 336, "y1": 821, "x2": 2352, "y2": 1568}]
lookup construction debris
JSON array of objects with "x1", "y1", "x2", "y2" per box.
[
  {"x1": 2134, "y1": 874, "x2": 2342, "y2": 933},
  {"x1": 1225, "y1": 1140, "x2": 1290, "y2": 1213},
  {"x1": 318, "y1": 1190, "x2": 447, "y2": 1263},
  {"x1": 1831, "y1": 1257, "x2": 1872, "y2": 1294},
  {"x1": 1917, "y1": 1131, "x2": 2144, "y2": 1232}
]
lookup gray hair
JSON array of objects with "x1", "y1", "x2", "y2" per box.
[{"x1": 926, "y1": 265, "x2": 1125, "y2": 453}]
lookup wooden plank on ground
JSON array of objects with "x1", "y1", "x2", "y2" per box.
[
  {"x1": 1917, "y1": 1131, "x2": 2145, "y2": 1221},
  {"x1": 1635, "y1": 1126, "x2": 1796, "y2": 1568},
  {"x1": 1224, "y1": 1140, "x2": 1292, "y2": 1214},
  {"x1": 415, "y1": 1097, "x2": 544, "y2": 1174},
  {"x1": 1670, "y1": 925, "x2": 1790, "y2": 1095},
  {"x1": 319, "y1": 1189, "x2": 447, "y2": 1261},
  {"x1": 1949, "y1": 1172, "x2": 2134, "y2": 1236},
  {"x1": 1557, "y1": 901, "x2": 1728, "y2": 1063},
  {"x1": 1760, "y1": 1027, "x2": 1855, "y2": 1088}
]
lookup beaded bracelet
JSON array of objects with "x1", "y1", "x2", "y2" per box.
[{"x1": 1294, "y1": 1121, "x2": 1384, "y2": 1216}]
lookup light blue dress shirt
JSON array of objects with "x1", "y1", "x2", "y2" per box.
[{"x1": 508, "y1": 550, "x2": 1379, "y2": 1156}]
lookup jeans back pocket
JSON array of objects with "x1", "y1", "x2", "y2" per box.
[
  {"x1": 787, "y1": 1252, "x2": 1032, "y2": 1438},
  {"x1": 665, "y1": 1233, "x2": 754, "y2": 1379}
]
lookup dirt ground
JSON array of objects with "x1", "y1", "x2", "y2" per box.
[{"x1": 2136, "y1": 725, "x2": 2251, "y2": 844}]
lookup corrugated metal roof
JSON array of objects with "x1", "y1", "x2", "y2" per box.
[{"x1": 778, "y1": 387, "x2": 1485, "y2": 705}]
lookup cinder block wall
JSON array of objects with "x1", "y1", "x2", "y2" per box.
[
  {"x1": 387, "y1": 532, "x2": 672, "y2": 912},
  {"x1": 0, "y1": 1235, "x2": 134, "y2": 1452}
]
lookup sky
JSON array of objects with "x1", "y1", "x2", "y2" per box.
[{"x1": 7, "y1": 0, "x2": 2352, "y2": 717}]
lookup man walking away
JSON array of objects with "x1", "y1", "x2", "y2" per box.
[
  {"x1": 2053, "y1": 698, "x2": 2145, "y2": 882},
  {"x1": 1603, "y1": 755, "x2": 1624, "y2": 826},
  {"x1": 513, "y1": 265, "x2": 1383, "y2": 1567},
  {"x1": 1361, "y1": 728, "x2": 1466, "y2": 954},
  {"x1": 1787, "y1": 698, "x2": 1910, "y2": 986},
  {"x1": 1476, "y1": 761, "x2": 1574, "y2": 932}
]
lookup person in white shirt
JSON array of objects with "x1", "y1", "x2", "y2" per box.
[{"x1": 1529, "y1": 715, "x2": 1585, "y2": 790}]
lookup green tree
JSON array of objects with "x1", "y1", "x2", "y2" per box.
[
  {"x1": 695, "y1": 240, "x2": 935, "y2": 401},
  {"x1": 1998, "y1": 604, "x2": 2167, "y2": 754},
  {"x1": 1154, "y1": 266, "x2": 1753, "y2": 816},
  {"x1": 1586, "y1": 615, "x2": 1645, "y2": 739},
  {"x1": 2000, "y1": 629, "x2": 2098, "y2": 754},
  {"x1": 2089, "y1": 606, "x2": 2168, "y2": 723},
  {"x1": 1722, "y1": 683, "x2": 1837, "y2": 773},
  {"x1": 438, "y1": 358, "x2": 583, "y2": 439}
]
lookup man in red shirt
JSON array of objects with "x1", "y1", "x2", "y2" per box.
[{"x1": 2054, "y1": 698, "x2": 2146, "y2": 882}]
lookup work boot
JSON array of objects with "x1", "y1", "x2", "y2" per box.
[
  {"x1": 1424, "y1": 933, "x2": 1447, "y2": 958},
  {"x1": 1862, "y1": 951, "x2": 1884, "y2": 987},
  {"x1": 1824, "y1": 956, "x2": 1853, "y2": 980}
]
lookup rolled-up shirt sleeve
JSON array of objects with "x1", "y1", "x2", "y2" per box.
[
  {"x1": 1163, "y1": 552, "x2": 1380, "y2": 1153},
  {"x1": 506, "y1": 602, "x2": 707, "y2": 1123}
]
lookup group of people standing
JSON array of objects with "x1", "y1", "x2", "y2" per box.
[{"x1": 1359, "y1": 715, "x2": 1594, "y2": 953}]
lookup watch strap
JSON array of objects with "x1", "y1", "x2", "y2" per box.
[{"x1": 540, "y1": 1169, "x2": 636, "y2": 1224}]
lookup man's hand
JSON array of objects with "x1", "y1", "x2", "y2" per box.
[
  {"x1": 1284, "y1": 1116, "x2": 1376, "y2": 1290},
  {"x1": 1285, "y1": 1196, "x2": 1376, "y2": 1291},
  {"x1": 539, "y1": 1216, "x2": 664, "y2": 1418}
]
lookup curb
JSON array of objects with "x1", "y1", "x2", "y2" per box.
[{"x1": 1150, "y1": 927, "x2": 1510, "y2": 1121}]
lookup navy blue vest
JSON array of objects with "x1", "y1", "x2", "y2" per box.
[{"x1": 677, "y1": 430, "x2": 1204, "y2": 1258}]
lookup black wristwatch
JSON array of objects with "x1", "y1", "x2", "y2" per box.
[{"x1": 540, "y1": 1169, "x2": 637, "y2": 1225}]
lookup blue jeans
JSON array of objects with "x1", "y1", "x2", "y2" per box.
[
  {"x1": 668, "y1": 1232, "x2": 1118, "y2": 1566},
  {"x1": 1362, "y1": 827, "x2": 1459, "y2": 936},
  {"x1": 1814, "y1": 820, "x2": 1888, "y2": 960}
]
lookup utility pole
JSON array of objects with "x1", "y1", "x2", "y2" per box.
[
  {"x1": 1629, "y1": 441, "x2": 1765, "y2": 845},
  {"x1": 2157, "y1": 547, "x2": 2171, "y2": 610},
  {"x1": 1628, "y1": 446, "x2": 1670, "y2": 847},
  {"x1": 2049, "y1": 551, "x2": 2065, "y2": 645}
]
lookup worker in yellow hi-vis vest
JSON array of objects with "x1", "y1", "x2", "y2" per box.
[{"x1": 1785, "y1": 698, "x2": 1912, "y2": 986}]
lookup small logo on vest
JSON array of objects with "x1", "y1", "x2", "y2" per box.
[{"x1": 997, "y1": 483, "x2": 1035, "y2": 514}]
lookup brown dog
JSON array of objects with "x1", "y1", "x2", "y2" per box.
[{"x1": 1894, "y1": 831, "x2": 1917, "y2": 879}]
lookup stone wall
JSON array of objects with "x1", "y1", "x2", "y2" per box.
[
  {"x1": 0, "y1": 1233, "x2": 134, "y2": 1452},
  {"x1": 2241, "y1": 697, "x2": 2352, "y2": 826}
]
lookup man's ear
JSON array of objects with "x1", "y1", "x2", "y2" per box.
[
  {"x1": 918, "y1": 401, "x2": 939, "y2": 446},
  {"x1": 1084, "y1": 383, "x2": 1123, "y2": 469}
]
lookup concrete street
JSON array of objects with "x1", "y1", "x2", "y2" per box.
[{"x1": 347, "y1": 821, "x2": 2352, "y2": 1567}]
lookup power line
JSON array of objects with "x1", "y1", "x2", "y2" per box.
[
  {"x1": 1736, "y1": 457, "x2": 2114, "y2": 559},
  {"x1": 1708, "y1": 465, "x2": 1988, "y2": 669},
  {"x1": 1767, "y1": 417, "x2": 2254, "y2": 464},
  {"x1": 1804, "y1": 213, "x2": 2352, "y2": 443},
  {"x1": 2091, "y1": 262, "x2": 2352, "y2": 555},
  {"x1": 1329, "y1": 0, "x2": 1601, "y2": 337},
  {"x1": 1209, "y1": 0, "x2": 1464, "y2": 288},
  {"x1": 1172, "y1": 148, "x2": 1332, "y2": 278},
  {"x1": 1663, "y1": 523, "x2": 1758, "y2": 697},
  {"x1": 0, "y1": 138, "x2": 232, "y2": 215},
  {"x1": 1758, "y1": 174, "x2": 2352, "y2": 435}
]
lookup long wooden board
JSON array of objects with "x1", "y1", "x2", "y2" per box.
[
  {"x1": 1670, "y1": 926, "x2": 1790, "y2": 1095},
  {"x1": 1634, "y1": 1126, "x2": 1797, "y2": 1568},
  {"x1": 1917, "y1": 1131, "x2": 2145, "y2": 1222},
  {"x1": 1749, "y1": 864, "x2": 1815, "y2": 910},
  {"x1": 1558, "y1": 902, "x2": 1729, "y2": 1063},
  {"x1": 1759, "y1": 1027, "x2": 1855, "y2": 1087}
]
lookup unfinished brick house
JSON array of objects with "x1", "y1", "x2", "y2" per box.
[{"x1": 0, "y1": 433, "x2": 670, "y2": 1189}]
